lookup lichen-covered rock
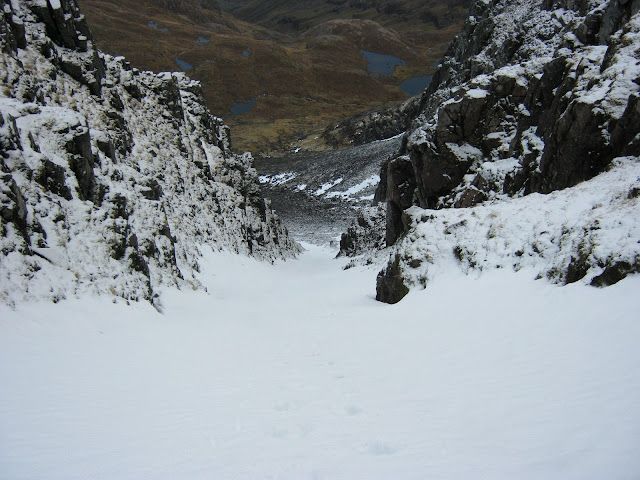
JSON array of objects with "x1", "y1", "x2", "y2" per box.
[{"x1": 0, "y1": 0, "x2": 299, "y2": 307}]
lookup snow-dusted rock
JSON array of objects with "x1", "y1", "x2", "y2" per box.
[
  {"x1": 338, "y1": 205, "x2": 386, "y2": 258},
  {"x1": 0, "y1": 0, "x2": 299, "y2": 308},
  {"x1": 374, "y1": 0, "x2": 640, "y2": 302},
  {"x1": 378, "y1": 157, "x2": 640, "y2": 302}
]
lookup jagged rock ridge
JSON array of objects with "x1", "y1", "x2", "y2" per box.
[
  {"x1": 346, "y1": 0, "x2": 640, "y2": 302},
  {"x1": 0, "y1": 0, "x2": 299, "y2": 308}
]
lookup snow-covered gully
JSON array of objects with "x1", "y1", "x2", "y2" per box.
[
  {"x1": 2, "y1": 244, "x2": 639, "y2": 480},
  {"x1": 2, "y1": 0, "x2": 640, "y2": 478}
]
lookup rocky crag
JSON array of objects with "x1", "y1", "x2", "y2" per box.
[
  {"x1": 341, "y1": 0, "x2": 640, "y2": 303},
  {"x1": 321, "y1": 96, "x2": 421, "y2": 148},
  {"x1": 0, "y1": 0, "x2": 299, "y2": 308}
]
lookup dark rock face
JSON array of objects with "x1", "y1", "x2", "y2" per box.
[
  {"x1": 612, "y1": 93, "x2": 640, "y2": 157},
  {"x1": 372, "y1": 0, "x2": 640, "y2": 303},
  {"x1": 376, "y1": 254, "x2": 410, "y2": 304},
  {"x1": 597, "y1": 0, "x2": 640, "y2": 43},
  {"x1": 64, "y1": 127, "x2": 95, "y2": 200},
  {"x1": 435, "y1": 91, "x2": 489, "y2": 145},
  {"x1": 591, "y1": 258, "x2": 640, "y2": 287},
  {"x1": 152, "y1": 75, "x2": 184, "y2": 121},
  {"x1": 0, "y1": 170, "x2": 28, "y2": 243},
  {"x1": 35, "y1": 158, "x2": 73, "y2": 200},
  {"x1": 1, "y1": 2, "x2": 26, "y2": 52},
  {"x1": 454, "y1": 186, "x2": 486, "y2": 208},
  {"x1": 385, "y1": 155, "x2": 415, "y2": 246},
  {"x1": 28, "y1": 0, "x2": 95, "y2": 51},
  {"x1": 535, "y1": 100, "x2": 612, "y2": 192},
  {"x1": 141, "y1": 179, "x2": 164, "y2": 201}
]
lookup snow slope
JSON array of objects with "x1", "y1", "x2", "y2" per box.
[{"x1": 1, "y1": 244, "x2": 640, "y2": 480}]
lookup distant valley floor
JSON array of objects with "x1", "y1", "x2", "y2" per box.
[{"x1": 82, "y1": 0, "x2": 468, "y2": 152}]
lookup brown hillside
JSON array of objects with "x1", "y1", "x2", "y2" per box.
[{"x1": 81, "y1": 0, "x2": 469, "y2": 152}]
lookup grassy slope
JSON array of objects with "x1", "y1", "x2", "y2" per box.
[{"x1": 81, "y1": 0, "x2": 467, "y2": 152}]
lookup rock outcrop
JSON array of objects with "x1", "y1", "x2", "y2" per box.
[
  {"x1": 373, "y1": 0, "x2": 640, "y2": 303},
  {"x1": 322, "y1": 96, "x2": 420, "y2": 148},
  {"x1": 338, "y1": 205, "x2": 386, "y2": 257},
  {"x1": 0, "y1": 0, "x2": 299, "y2": 307}
]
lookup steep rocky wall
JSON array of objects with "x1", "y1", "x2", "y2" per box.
[
  {"x1": 0, "y1": 0, "x2": 299, "y2": 308},
  {"x1": 372, "y1": 0, "x2": 640, "y2": 302}
]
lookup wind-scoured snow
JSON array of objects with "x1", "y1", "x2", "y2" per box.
[{"x1": 1, "y1": 244, "x2": 639, "y2": 480}]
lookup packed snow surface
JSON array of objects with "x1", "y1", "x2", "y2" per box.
[{"x1": 2, "y1": 244, "x2": 640, "y2": 480}]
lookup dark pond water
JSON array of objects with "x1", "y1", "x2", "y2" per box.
[
  {"x1": 197, "y1": 36, "x2": 210, "y2": 46},
  {"x1": 400, "y1": 75, "x2": 433, "y2": 96},
  {"x1": 147, "y1": 20, "x2": 169, "y2": 33},
  {"x1": 361, "y1": 50, "x2": 405, "y2": 77},
  {"x1": 230, "y1": 97, "x2": 257, "y2": 115},
  {"x1": 242, "y1": 48, "x2": 252, "y2": 58},
  {"x1": 175, "y1": 58, "x2": 194, "y2": 72}
]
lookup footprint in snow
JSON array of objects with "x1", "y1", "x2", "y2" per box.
[
  {"x1": 274, "y1": 402, "x2": 291, "y2": 412},
  {"x1": 345, "y1": 405, "x2": 362, "y2": 416},
  {"x1": 366, "y1": 440, "x2": 397, "y2": 456},
  {"x1": 270, "y1": 427, "x2": 288, "y2": 439}
]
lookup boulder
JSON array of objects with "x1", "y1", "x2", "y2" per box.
[{"x1": 376, "y1": 255, "x2": 410, "y2": 304}]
